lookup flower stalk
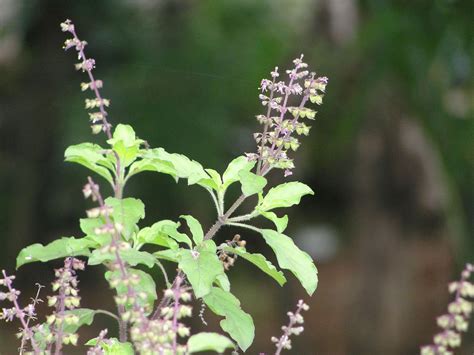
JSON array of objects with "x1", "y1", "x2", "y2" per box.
[
  {"x1": 272, "y1": 299, "x2": 309, "y2": 355},
  {"x1": 421, "y1": 263, "x2": 474, "y2": 355}
]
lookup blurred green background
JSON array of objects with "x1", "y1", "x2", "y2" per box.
[{"x1": 0, "y1": 0, "x2": 472, "y2": 353}]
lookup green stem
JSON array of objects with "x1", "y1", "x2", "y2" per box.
[
  {"x1": 227, "y1": 211, "x2": 259, "y2": 222},
  {"x1": 155, "y1": 259, "x2": 171, "y2": 288},
  {"x1": 206, "y1": 188, "x2": 222, "y2": 216},
  {"x1": 94, "y1": 309, "x2": 121, "y2": 323},
  {"x1": 226, "y1": 222, "x2": 261, "y2": 233},
  {"x1": 218, "y1": 190, "x2": 225, "y2": 215}
]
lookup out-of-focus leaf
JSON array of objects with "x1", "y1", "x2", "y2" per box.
[
  {"x1": 187, "y1": 332, "x2": 235, "y2": 353},
  {"x1": 88, "y1": 248, "x2": 155, "y2": 268},
  {"x1": 85, "y1": 337, "x2": 134, "y2": 354},
  {"x1": 105, "y1": 269, "x2": 157, "y2": 313}
]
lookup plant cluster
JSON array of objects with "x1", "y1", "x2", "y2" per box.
[
  {"x1": 421, "y1": 263, "x2": 474, "y2": 355},
  {"x1": 0, "y1": 19, "x2": 326, "y2": 354}
]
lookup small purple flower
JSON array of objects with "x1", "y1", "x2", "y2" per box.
[
  {"x1": 83, "y1": 59, "x2": 96, "y2": 71},
  {"x1": 271, "y1": 66, "x2": 280, "y2": 78},
  {"x1": 60, "y1": 19, "x2": 74, "y2": 33},
  {"x1": 253, "y1": 56, "x2": 327, "y2": 176}
]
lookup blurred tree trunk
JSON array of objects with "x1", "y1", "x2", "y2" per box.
[{"x1": 348, "y1": 94, "x2": 456, "y2": 354}]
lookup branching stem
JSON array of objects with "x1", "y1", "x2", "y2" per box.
[{"x1": 1, "y1": 271, "x2": 40, "y2": 354}]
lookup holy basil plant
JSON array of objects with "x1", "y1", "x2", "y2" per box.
[{"x1": 0, "y1": 19, "x2": 328, "y2": 355}]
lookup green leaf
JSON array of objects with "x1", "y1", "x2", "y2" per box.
[
  {"x1": 62, "y1": 308, "x2": 96, "y2": 333},
  {"x1": 16, "y1": 237, "x2": 92, "y2": 268},
  {"x1": 35, "y1": 308, "x2": 95, "y2": 349},
  {"x1": 107, "y1": 124, "x2": 144, "y2": 167},
  {"x1": 83, "y1": 234, "x2": 112, "y2": 248},
  {"x1": 105, "y1": 269, "x2": 157, "y2": 313},
  {"x1": 136, "y1": 220, "x2": 180, "y2": 250},
  {"x1": 178, "y1": 241, "x2": 224, "y2": 298},
  {"x1": 127, "y1": 158, "x2": 176, "y2": 179},
  {"x1": 222, "y1": 156, "x2": 255, "y2": 191},
  {"x1": 257, "y1": 182, "x2": 314, "y2": 211},
  {"x1": 154, "y1": 249, "x2": 179, "y2": 263},
  {"x1": 144, "y1": 148, "x2": 209, "y2": 185},
  {"x1": 203, "y1": 287, "x2": 255, "y2": 351},
  {"x1": 223, "y1": 246, "x2": 286, "y2": 286},
  {"x1": 103, "y1": 341, "x2": 134, "y2": 355},
  {"x1": 239, "y1": 170, "x2": 267, "y2": 196},
  {"x1": 109, "y1": 124, "x2": 140, "y2": 147},
  {"x1": 80, "y1": 217, "x2": 104, "y2": 235},
  {"x1": 88, "y1": 248, "x2": 155, "y2": 268},
  {"x1": 215, "y1": 273, "x2": 231, "y2": 292},
  {"x1": 80, "y1": 217, "x2": 112, "y2": 247},
  {"x1": 162, "y1": 222, "x2": 193, "y2": 249},
  {"x1": 188, "y1": 332, "x2": 235, "y2": 353},
  {"x1": 85, "y1": 337, "x2": 100, "y2": 346},
  {"x1": 64, "y1": 143, "x2": 114, "y2": 184},
  {"x1": 198, "y1": 168, "x2": 222, "y2": 191},
  {"x1": 260, "y1": 229, "x2": 318, "y2": 295},
  {"x1": 180, "y1": 215, "x2": 204, "y2": 245},
  {"x1": 86, "y1": 338, "x2": 134, "y2": 354},
  {"x1": 259, "y1": 211, "x2": 288, "y2": 233},
  {"x1": 105, "y1": 197, "x2": 145, "y2": 240}
]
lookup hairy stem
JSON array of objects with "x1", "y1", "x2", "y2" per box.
[
  {"x1": 227, "y1": 211, "x2": 258, "y2": 222},
  {"x1": 117, "y1": 304, "x2": 127, "y2": 342},
  {"x1": 206, "y1": 188, "x2": 222, "y2": 216},
  {"x1": 226, "y1": 222, "x2": 260, "y2": 233},
  {"x1": 155, "y1": 259, "x2": 171, "y2": 288},
  {"x1": 171, "y1": 275, "x2": 183, "y2": 352}
]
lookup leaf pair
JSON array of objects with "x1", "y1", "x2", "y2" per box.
[
  {"x1": 222, "y1": 229, "x2": 318, "y2": 296},
  {"x1": 253, "y1": 181, "x2": 314, "y2": 233},
  {"x1": 145, "y1": 152, "x2": 268, "y2": 201},
  {"x1": 65, "y1": 124, "x2": 174, "y2": 185}
]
